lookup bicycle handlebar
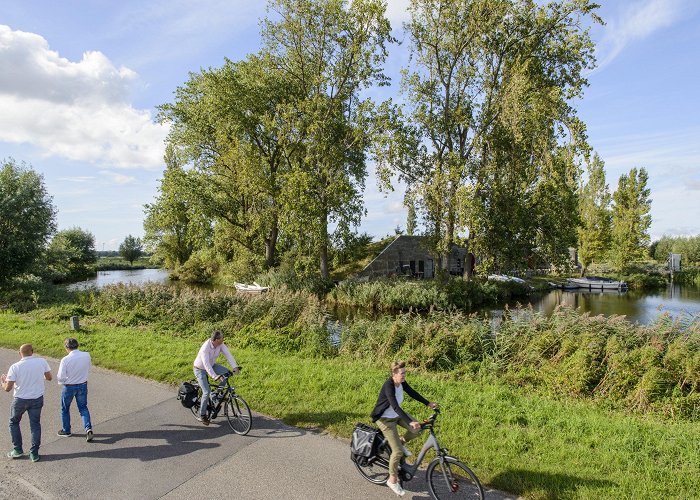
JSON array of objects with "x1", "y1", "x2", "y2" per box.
[
  {"x1": 216, "y1": 366, "x2": 242, "y2": 380},
  {"x1": 420, "y1": 408, "x2": 440, "y2": 429}
]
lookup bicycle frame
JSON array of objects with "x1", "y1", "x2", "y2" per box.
[
  {"x1": 208, "y1": 376, "x2": 237, "y2": 417},
  {"x1": 399, "y1": 427, "x2": 443, "y2": 480}
]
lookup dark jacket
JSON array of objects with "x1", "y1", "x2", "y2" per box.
[{"x1": 371, "y1": 378, "x2": 430, "y2": 425}]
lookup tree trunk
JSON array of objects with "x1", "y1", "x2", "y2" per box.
[
  {"x1": 264, "y1": 223, "x2": 278, "y2": 269},
  {"x1": 319, "y1": 212, "x2": 329, "y2": 280}
]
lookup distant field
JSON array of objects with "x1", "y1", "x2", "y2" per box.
[{"x1": 95, "y1": 256, "x2": 155, "y2": 270}]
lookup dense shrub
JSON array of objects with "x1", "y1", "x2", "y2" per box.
[
  {"x1": 328, "y1": 277, "x2": 530, "y2": 312},
  {"x1": 91, "y1": 284, "x2": 334, "y2": 356},
  {"x1": 491, "y1": 307, "x2": 700, "y2": 419}
]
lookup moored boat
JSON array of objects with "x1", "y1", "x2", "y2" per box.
[
  {"x1": 566, "y1": 276, "x2": 627, "y2": 291},
  {"x1": 234, "y1": 282, "x2": 270, "y2": 293}
]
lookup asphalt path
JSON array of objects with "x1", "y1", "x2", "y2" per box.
[{"x1": 0, "y1": 348, "x2": 517, "y2": 500}]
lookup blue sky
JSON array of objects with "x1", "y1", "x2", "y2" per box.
[{"x1": 1, "y1": 0, "x2": 699, "y2": 251}]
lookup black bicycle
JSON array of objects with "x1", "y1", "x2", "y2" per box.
[
  {"x1": 189, "y1": 370, "x2": 252, "y2": 435},
  {"x1": 354, "y1": 410, "x2": 484, "y2": 499}
]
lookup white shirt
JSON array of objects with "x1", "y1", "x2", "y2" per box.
[
  {"x1": 6, "y1": 355, "x2": 51, "y2": 399},
  {"x1": 193, "y1": 340, "x2": 238, "y2": 378},
  {"x1": 381, "y1": 384, "x2": 404, "y2": 419},
  {"x1": 57, "y1": 349, "x2": 91, "y2": 385}
]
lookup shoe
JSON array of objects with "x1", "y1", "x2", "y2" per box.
[
  {"x1": 86, "y1": 429, "x2": 94, "y2": 442},
  {"x1": 29, "y1": 452, "x2": 40, "y2": 463},
  {"x1": 198, "y1": 416, "x2": 210, "y2": 426},
  {"x1": 57, "y1": 430, "x2": 72, "y2": 437},
  {"x1": 387, "y1": 481, "x2": 405, "y2": 497},
  {"x1": 7, "y1": 448, "x2": 23, "y2": 459}
]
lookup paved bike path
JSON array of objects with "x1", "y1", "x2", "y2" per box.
[{"x1": 0, "y1": 348, "x2": 517, "y2": 499}]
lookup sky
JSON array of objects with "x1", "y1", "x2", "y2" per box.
[{"x1": 1, "y1": 0, "x2": 699, "y2": 251}]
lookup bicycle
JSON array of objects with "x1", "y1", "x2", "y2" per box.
[
  {"x1": 189, "y1": 369, "x2": 252, "y2": 436},
  {"x1": 354, "y1": 410, "x2": 484, "y2": 499}
]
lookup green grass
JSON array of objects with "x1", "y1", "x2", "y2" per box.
[{"x1": 1, "y1": 310, "x2": 698, "y2": 499}]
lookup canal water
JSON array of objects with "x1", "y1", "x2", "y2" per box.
[
  {"x1": 517, "y1": 283, "x2": 700, "y2": 325},
  {"x1": 68, "y1": 269, "x2": 700, "y2": 325},
  {"x1": 67, "y1": 268, "x2": 171, "y2": 290}
]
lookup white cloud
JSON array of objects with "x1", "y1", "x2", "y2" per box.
[
  {"x1": 57, "y1": 176, "x2": 96, "y2": 183},
  {"x1": 0, "y1": 25, "x2": 167, "y2": 168},
  {"x1": 384, "y1": 0, "x2": 412, "y2": 30},
  {"x1": 99, "y1": 170, "x2": 136, "y2": 185},
  {"x1": 595, "y1": 0, "x2": 695, "y2": 70}
]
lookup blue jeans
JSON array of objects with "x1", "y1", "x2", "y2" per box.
[
  {"x1": 61, "y1": 383, "x2": 92, "y2": 433},
  {"x1": 194, "y1": 364, "x2": 228, "y2": 417},
  {"x1": 9, "y1": 396, "x2": 43, "y2": 454}
]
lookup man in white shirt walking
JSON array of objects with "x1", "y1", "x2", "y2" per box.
[
  {"x1": 193, "y1": 330, "x2": 239, "y2": 425},
  {"x1": 56, "y1": 338, "x2": 94, "y2": 442},
  {"x1": 1, "y1": 344, "x2": 53, "y2": 462}
]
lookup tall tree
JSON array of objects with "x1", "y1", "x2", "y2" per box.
[
  {"x1": 158, "y1": 55, "x2": 295, "y2": 268},
  {"x1": 376, "y1": 0, "x2": 599, "y2": 274},
  {"x1": 261, "y1": 0, "x2": 394, "y2": 279},
  {"x1": 0, "y1": 158, "x2": 57, "y2": 284},
  {"x1": 610, "y1": 167, "x2": 652, "y2": 269},
  {"x1": 144, "y1": 146, "x2": 212, "y2": 268},
  {"x1": 119, "y1": 235, "x2": 143, "y2": 265},
  {"x1": 577, "y1": 153, "x2": 611, "y2": 276}
]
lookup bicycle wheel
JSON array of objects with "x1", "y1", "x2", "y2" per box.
[
  {"x1": 354, "y1": 454, "x2": 391, "y2": 484},
  {"x1": 190, "y1": 387, "x2": 202, "y2": 419},
  {"x1": 354, "y1": 440, "x2": 391, "y2": 485},
  {"x1": 224, "y1": 394, "x2": 252, "y2": 435},
  {"x1": 426, "y1": 456, "x2": 484, "y2": 499}
]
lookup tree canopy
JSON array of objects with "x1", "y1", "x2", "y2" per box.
[
  {"x1": 577, "y1": 153, "x2": 612, "y2": 276},
  {"x1": 375, "y1": 0, "x2": 599, "y2": 274},
  {"x1": 43, "y1": 227, "x2": 97, "y2": 282},
  {"x1": 610, "y1": 167, "x2": 652, "y2": 269},
  {"x1": 0, "y1": 158, "x2": 57, "y2": 284},
  {"x1": 119, "y1": 235, "x2": 144, "y2": 265}
]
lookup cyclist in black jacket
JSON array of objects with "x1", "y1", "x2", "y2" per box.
[{"x1": 371, "y1": 361, "x2": 438, "y2": 497}]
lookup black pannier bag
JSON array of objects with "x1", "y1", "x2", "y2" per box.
[
  {"x1": 351, "y1": 423, "x2": 380, "y2": 465},
  {"x1": 177, "y1": 381, "x2": 199, "y2": 408}
]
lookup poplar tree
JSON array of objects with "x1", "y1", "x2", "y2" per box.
[
  {"x1": 610, "y1": 167, "x2": 652, "y2": 269},
  {"x1": 577, "y1": 153, "x2": 611, "y2": 276},
  {"x1": 376, "y1": 0, "x2": 599, "y2": 273}
]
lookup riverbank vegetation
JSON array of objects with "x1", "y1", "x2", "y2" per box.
[
  {"x1": 0, "y1": 285, "x2": 698, "y2": 498},
  {"x1": 6, "y1": 284, "x2": 697, "y2": 422}
]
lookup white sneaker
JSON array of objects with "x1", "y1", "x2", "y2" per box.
[{"x1": 387, "y1": 481, "x2": 405, "y2": 497}]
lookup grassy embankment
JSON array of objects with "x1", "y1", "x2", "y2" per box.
[{"x1": 0, "y1": 284, "x2": 698, "y2": 499}]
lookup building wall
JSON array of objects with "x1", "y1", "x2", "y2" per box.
[{"x1": 359, "y1": 235, "x2": 467, "y2": 278}]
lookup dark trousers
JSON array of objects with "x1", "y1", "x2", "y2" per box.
[{"x1": 9, "y1": 395, "x2": 43, "y2": 454}]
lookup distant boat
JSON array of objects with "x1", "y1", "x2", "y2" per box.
[
  {"x1": 487, "y1": 274, "x2": 527, "y2": 284},
  {"x1": 234, "y1": 282, "x2": 269, "y2": 293},
  {"x1": 566, "y1": 276, "x2": 627, "y2": 291}
]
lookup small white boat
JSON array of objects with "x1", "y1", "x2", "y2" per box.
[
  {"x1": 488, "y1": 274, "x2": 527, "y2": 284},
  {"x1": 566, "y1": 276, "x2": 627, "y2": 291},
  {"x1": 234, "y1": 282, "x2": 269, "y2": 293}
]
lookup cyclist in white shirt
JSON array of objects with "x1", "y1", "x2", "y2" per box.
[
  {"x1": 1, "y1": 344, "x2": 52, "y2": 462},
  {"x1": 57, "y1": 338, "x2": 94, "y2": 442},
  {"x1": 193, "y1": 330, "x2": 239, "y2": 425}
]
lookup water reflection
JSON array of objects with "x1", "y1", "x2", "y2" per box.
[
  {"x1": 67, "y1": 268, "x2": 171, "y2": 290},
  {"x1": 330, "y1": 284, "x2": 700, "y2": 328},
  {"x1": 500, "y1": 283, "x2": 700, "y2": 325}
]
